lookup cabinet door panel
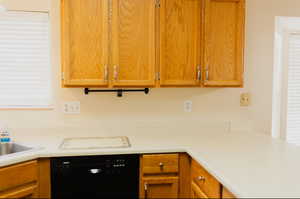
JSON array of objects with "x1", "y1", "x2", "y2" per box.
[
  {"x1": 62, "y1": 0, "x2": 108, "y2": 87},
  {"x1": 112, "y1": 0, "x2": 156, "y2": 87},
  {"x1": 203, "y1": 0, "x2": 245, "y2": 87},
  {"x1": 0, "y1": 184, "x2": 37, "y2": 199},
  {"x1": 160, "y1": 0, "x2": 202, "y2": 87},
  {"x1": 191, "y1": 181, "x2": 208, "y2": 199},
  {"x1": 140, "y1": 177, "x2": 179, "y2": 199}
]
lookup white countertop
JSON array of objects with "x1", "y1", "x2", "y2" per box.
[{"x1": 1, "y1": 127, "x2": 300, "y2": 198}]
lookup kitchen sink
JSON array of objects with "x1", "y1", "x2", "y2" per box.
[{"x1": 0, "y1": 143, "x2": 33, "y2": 156}]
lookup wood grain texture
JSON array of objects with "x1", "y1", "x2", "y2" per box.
[
  {"x1": 38, "y1": 159, "x2": 51, "y2": 198},
  {"x1": 222, "y1": 187, "x2": 236, "y2": 199},
  {"x1": 203, "y1": 0, "x2": 245, "y2": 87},
  {"x1": 191, "y1": 181, "x2": 208, "y2": 199},
  {"x1": 160, "y1": 0, "x2": 202, "y2": 87},
  {"x1": 142, "y1": 154, "x2": 179, "y2": 175},
  {"x1": 0, "y1": 182, "x2": 38, "y2": 199},
  {"x1": 140, "y1": 154, "x2": 180, "y2": 198},
  {"x1": 140, "y1": 176, "x2": 179, "y2": 199},
  {"x1": 111, "y1": 0, "x2": 156, "y2": 87},
  {"x1": 179, "y1": 153, "x2": 191, "y2": 198},
  {"x1": 191, "y1": 159, "x2": 221, "y2": 198},
  {"x1": 0, "y1": 160, "x2": 38, "y2": 193},
  {"x1": 61, "y1": 0, "x2": 108, "y2": 87}
]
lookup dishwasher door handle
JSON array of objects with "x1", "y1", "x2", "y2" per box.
[{"x1": 89, "y1": 169, "x2": 101, "y2": 174}]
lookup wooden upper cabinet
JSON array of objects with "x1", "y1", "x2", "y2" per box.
[
  {"x1": 61, "y1": 0, "x2": 108, "y2": 87},
  {"x1": 160, "y1": 0, "x2": 202, "y2": 87},
  {"x1": 111, "y1": 0, "x2": 156, "y2": 87},
  {"x1": 203, "y1": 0, "x2": 245, "y2": 87}
]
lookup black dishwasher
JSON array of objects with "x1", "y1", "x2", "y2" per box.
[{"x1": 51, "y1": 154, "x2": 139, "y2": 199}]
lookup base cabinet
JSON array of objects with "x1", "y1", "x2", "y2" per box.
[
  {"x1": 1, "y1": 154, "x2": 237, "y2": 199},
  {"x1": 0, "y1": 161, "x2": 38, "y2": 199},
  {"x1": 191, "y1": 159, "x2": 221, "y2": 199},
  {"x1": 141, "y1": 177, "x2": 179, "y2": 199},
  {"x1": 191, "y1": 181, "x2": 208, "y2": 199},
  {"x1": 140, "y1": 154, "x2": 180, "y2": 199},
  {"x1": 222, "y1": 187, "x2": 236, "y2": 199}
]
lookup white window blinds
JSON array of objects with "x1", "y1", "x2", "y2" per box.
[
  {"x1": 0, "y1": 11, "x2": 51, "y2": 108},
  {"x1": 286, "y1": 33, "x2": 300, "y2": 145}
]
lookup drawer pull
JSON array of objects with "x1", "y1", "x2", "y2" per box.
[
  {"x1": 159, "y1": 162, "x2": 164, "y2": 169},
  {"x1": 196, "y1": 176, "x2": 205, "y2": 181}
]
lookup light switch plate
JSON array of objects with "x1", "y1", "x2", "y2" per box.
[{"x1": 63, "y1": 101, "x2": 80, "y2": 114}]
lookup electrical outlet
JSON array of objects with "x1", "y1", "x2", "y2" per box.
[
  {"x1": 240, "y1": 93, "x2": 250, "y2": 107},
  {"x1": 184, "y1": 100, "x2": 193, "y2": 112},
  {"x1": 63, "y1": 101, "x2": 80, "y2": 114}
]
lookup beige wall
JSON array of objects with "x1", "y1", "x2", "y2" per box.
[{"x1": 1, "y1": 0, "x2": 300, "y2": 136}]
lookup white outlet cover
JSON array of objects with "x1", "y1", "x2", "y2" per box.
[
  {"x1": 184, "y1": 100, "x2": 193, "y2": 112},
  {"x1": 63, "y1": 101, "x2": 80, "y2": 114}
]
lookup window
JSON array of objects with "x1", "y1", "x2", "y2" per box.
[
  {"x1": 272, "y1": 17, "x2": 300, "y2": 145},
  {"x1": 0, "y1": 11, "x2": 51, "y2": 108}
]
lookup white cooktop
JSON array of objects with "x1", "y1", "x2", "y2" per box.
[{"x1": 60, "y1": 136, "x2": 131, "y2": 150}]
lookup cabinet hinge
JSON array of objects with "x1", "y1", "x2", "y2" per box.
[
  {"x1": 155, "y1": 0, "x2": 160, "y2": 8},
  {"x1": 156, "y1": 72, "x2": 160, "y2": 81}
]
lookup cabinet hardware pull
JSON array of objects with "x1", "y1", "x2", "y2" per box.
[
  {"x1": 196, "y1": 176, "x2": 205, "y2": 181},
  {"x1": 205, "y1": 67, "x2": 209, "y2": 81},
  {"x1": 114, "y1": 65, "x2": 118, "y2": 80},
  {"x1": 159, "y1": 162, "x2": 164, "y2": 168},
  {"x1": 89, "y1": 169, "x2": 100, "y2": 174},
  {"x1": 197, "y1": 66, "x2": 201, "y2": 81},
  {"x1": 104, "y1": 65, "x2": 108, "y2": 81},
  {"x1": 144, "y1": 183, "x2": 148, "y2": 199}
]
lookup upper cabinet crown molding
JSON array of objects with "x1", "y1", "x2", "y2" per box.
[{"x1": 61, "y1": 0, "x2": 245, "y2": 88}]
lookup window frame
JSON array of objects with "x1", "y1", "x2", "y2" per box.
[{"x1": 0, "y1": 10, "x2": 53, "y2": 110}]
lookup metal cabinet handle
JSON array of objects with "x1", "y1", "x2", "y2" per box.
[
  {"x1": 205, "y1": 67, "x2": 209, "y2": 81},
  {"x1": 144, "y1": 183, "x2": 148, "y2": 199},
  {"x1": 196, "y1": 176, "x2": 205, "y2": 181},
  {"x1": 114, "y1": 65, "x2": 118, "y2": 80},
  {"x1": 159, "y1": 162, "x2": 164, "y2": 168},
  {"x1": 104, "y1": 65, "x2": 108, "y2": 81},
  {"x1": 89, "y1": 169, "x2": 100, "y2": 174},
  {"x1": 197, "y1": 66, "x2": 201, "y2": 81}
]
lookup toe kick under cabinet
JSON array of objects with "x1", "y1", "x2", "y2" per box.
[{"x1": 61, "y1": 0, "x2": 245, "y2": 88}]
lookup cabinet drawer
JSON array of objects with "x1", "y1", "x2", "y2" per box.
[
  {"x1": 142, "y1": 154, "x2": 179, "y2": 174},
  {"x1": 0, "y1": 160, "x2": 38, "y2": 192},
  {"x1": 0, "y1": 183, "x2": 37, "y2": 199},
  {"x1": 191, "y1": 160, "x2": 221, "y2": 198}
]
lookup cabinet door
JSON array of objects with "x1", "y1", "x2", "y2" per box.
[
  {"x1": 191, "y1": 181, "x2": 208, "y2": 199},
  {"x1": 203, "y1": 0, "x2": 245, "y2": 87},
  {"x1": 160, "y1": 0, "x2": 202, "y2": 87},
  {"x1": 61, "y1": 0, "x2": 109, "y2": 87},
  {"x1": 111, "y1": 0, "x2": 156, "y2": 87},
  {"x1": 0, "y1": 184, "x2": 38, "y2": 199},
  {"x1": 140, "y1": 177, "x2": 179, "y2": 199}
]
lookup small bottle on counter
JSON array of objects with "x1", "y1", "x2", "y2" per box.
[{"x1": 0, "y1": 124, "x2": 12, "y2": 155}]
